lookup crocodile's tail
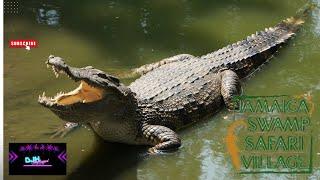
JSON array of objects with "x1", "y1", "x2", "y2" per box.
[
  {"x1": 236, "y1": 3, "x2": 315, "y2": 78},
  {"x1": 278, "y1": 3, "x2": 314, "y2": 33},
  {"x1": 278, "y1": 16, "x2": 304, "y2": 33},
  {"x1": 201, "y1": 3, "x2": 315, "y2": 79}
]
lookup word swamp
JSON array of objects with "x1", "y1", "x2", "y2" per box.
[{"x1": 247, "y1": 116, "x2": 310, "y2": 132}]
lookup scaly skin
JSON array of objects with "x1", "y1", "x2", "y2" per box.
[{"x1": 39, "y1": 11, "x2": 308, "y2": 153}]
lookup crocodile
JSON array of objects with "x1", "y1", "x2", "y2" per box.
[{"x1": 38, "y1": 7, "x2": 310, "y2": 153}]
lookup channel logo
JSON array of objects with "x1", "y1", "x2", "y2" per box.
[{"x1": 9, "y1": 143, "x2": 67, "y2": 175}]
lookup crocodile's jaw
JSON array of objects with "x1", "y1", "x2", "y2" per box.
[
  {"x1": 38, "y1": 81, "x2": 107, "y2": 123},
  {"x1": 39, "y1": 80, "x2": 105, "y2": 106},
  {"x1": 38, "y1": 55, "x2": 133, "y2": 123},
  {"x1": 38, "y1": 66, "x2": 107, "y2": 123}
]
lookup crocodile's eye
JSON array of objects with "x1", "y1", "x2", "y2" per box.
[{"x1": 95, "y1": 72, "x2": 120, "y2": 85}]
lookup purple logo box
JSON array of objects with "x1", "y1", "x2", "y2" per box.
[{"x1": 9, "y1": 143, "x2": 67, "y2": 175}]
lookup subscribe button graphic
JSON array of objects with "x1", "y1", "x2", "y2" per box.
[
  {"x1": 9, "y1": 143, "x2": 67, "y2": 175},
  {"x1": 9, "y1": 39, "x2": 38, "y2": 49}
]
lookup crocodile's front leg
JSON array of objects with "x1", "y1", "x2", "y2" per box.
[
  {"x1": 49, "y1": 122, "x2": 80, "y2": 138},
  {"x1": 220, "y1": 70, "x2": 241, "y2": 110},
  {"x1": 142, "y1": 124, "x2": 181, "y2": 154}
]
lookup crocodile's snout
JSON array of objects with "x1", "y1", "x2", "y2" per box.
[{"x1": 46, "y1": 55, "x2": 68, "y2": 70}]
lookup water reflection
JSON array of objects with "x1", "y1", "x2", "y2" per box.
[
  {"x1": 312, "y1": 0, "x2": 320, "y2": 36},
  {"x1": 140, "y1": 8, "x2": 149, "y2": 34},
  {"x1": 36, "y1": 4, "x2": 60, "y2": 26},
  {"x1": 199, "y1": 141, "x2": 228, "y2": 180},
  {"x1": 67, "y1": 136, "x2": 142, "y2": 180}
]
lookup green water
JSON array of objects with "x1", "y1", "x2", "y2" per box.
[{"x1": 4, "y1": 0, "x2": 320, "y2": 179}]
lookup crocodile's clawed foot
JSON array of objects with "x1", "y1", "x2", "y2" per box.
[
  {"x1": 147, "y1": 147, "x2": 179, "y2": 155},
  {"x1": 47, "y1": 122, "x2": 80, "y2": 138},
  {"x1": 147, "y1": 147, "x2": 161, "y2": 155},
  {"x1": 142, "y1": 124, "x2": 181, "y2": 155}
]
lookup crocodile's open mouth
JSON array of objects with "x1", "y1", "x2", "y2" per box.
[{"x1": 38, "y1": 63, "x2": 106, "y2": 107}]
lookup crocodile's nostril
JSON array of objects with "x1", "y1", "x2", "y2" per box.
[{"x1": 49, "y1": 55, "x2": 55, "y2": 59}]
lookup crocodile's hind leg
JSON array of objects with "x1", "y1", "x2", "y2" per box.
[
  {"x1": 133, "y1": 54, "x2": 194, "y2": 75},
  {"x1": 48, "y1": 122, "x2": 80, "y2": 138},
  {"x1": 142, "y1": 124, "x2": 181, "y2": 154},
  {"x1": 220, "y1": 70, "x2": 241, "y2": 110}
]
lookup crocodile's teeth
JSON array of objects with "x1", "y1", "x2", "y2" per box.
[
  {"x1": 52, "y1": 66, "x2": 57, "y2": 72},
  {"x1": 47, "y1": 64, "x2": 50, "y2": 68},
  {"x1": 55, "y1": 72, "x2": 59, "y2": 78},
  {"x1": 42, "y1": 91, "x2": 46, "y2": 97}
]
